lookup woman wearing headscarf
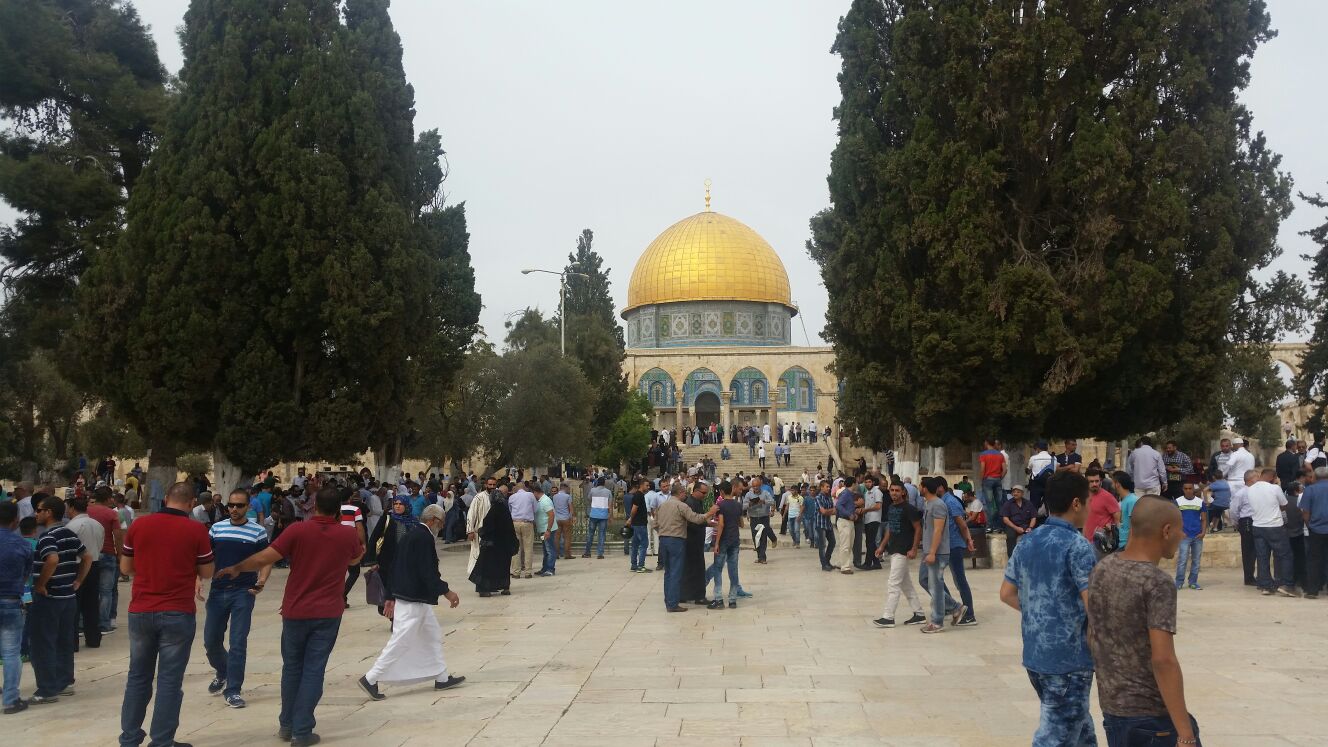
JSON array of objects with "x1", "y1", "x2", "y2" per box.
[
  {"x1": 444, "y1": 484, "x2": 467, "y2": 543},
  {"x1": 469, "y1": 491, "x2": 518, "y2": 597},
  {"x1": 365, "y1": 495, "x2": 418, "y2": 615}
]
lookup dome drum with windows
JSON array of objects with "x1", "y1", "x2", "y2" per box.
[{"x1": 623, "y1": 205, "x2": 797, "y2": 349}]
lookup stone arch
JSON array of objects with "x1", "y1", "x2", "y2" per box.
[
  {"x1": 779, "y1": 366, "x2": 817, "y2": 412},
  {"x1": 729, "y1": 367, "x2": 769, "y2": 406},
  {"x1": 637, "y1": 367, "x2": 677, "y2": 407},
  {"x1": 684, "y1": 367, "x2": 723, "y2": 407}
]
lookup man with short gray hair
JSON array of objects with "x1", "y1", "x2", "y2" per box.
[{"x1": 1228, "y1": 469, "x2": 1259, "y2": 586}]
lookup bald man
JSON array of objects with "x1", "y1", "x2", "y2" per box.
[{"x1": 1087, "y1": 497, "x2": 1199, "y2": 747}]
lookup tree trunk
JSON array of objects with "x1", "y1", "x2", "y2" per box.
[
  {"x1": 145, "y1": 444, "x2": 178, "y2": 513},
  {"x1": 211, "y1": 449, "x2": 245, "y2": 494}
]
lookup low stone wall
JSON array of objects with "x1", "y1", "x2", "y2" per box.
[{"x1": 986, "y1": 530, "x2": 1244, "y2": 569}]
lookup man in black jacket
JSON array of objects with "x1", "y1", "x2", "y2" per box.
[{"x1": 358, "y1": 504, "x2": 464, "y2": 700}]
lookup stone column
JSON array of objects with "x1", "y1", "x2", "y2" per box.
[
  {"x1": 687, "y1": 406, "x2": 695, "y2": 431},
  {"x1": 772, "y1": 386, "x2": 786, "y2": 436},
  {"x1": 675, "y1": 398, "x2": 683, "y2": 432},
  {"x1": 720, "y1": 391, "x2": 732, "y2": 437},
  {"x1": 894, "y1": 425, "x2": 921, "y2": 483}
]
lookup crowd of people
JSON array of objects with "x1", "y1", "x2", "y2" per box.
[{"x1": 3, "y1": 427, "x2": 1326, "y2": 746}]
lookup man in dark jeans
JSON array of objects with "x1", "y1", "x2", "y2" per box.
[
  {"x1": 813, "y1": 480, "x2": 836, "y2": 571},
  {"x1": 119, "y1": 482, "x2": 214, "y2": 747},
  {"x1": 205, "y1": 489, "x2": 272, "y2": 708},
  {"x1": 216, "y1": 486, "x2": 362, "y2": 746},
  {"x1": 743, "y1": 477, "x2": 773, "y2": 564},
  {"x1": 30, "y1": 494, "x2": 91, "y2": 705}
]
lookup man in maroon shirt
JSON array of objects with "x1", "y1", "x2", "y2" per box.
[
  {"x1": 217, "y1": 486, "x2": 362, "y2": 747},
  {"x1": 119, "y1": 482, "x2": 214, "y2": 747},
  {"x1": 88, "y1": 486, "x2": 123, "y2": 634}
]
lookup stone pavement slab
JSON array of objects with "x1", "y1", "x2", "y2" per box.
[{"x1": 6, "y1": 539, "x2": 1321, "y2": 745}]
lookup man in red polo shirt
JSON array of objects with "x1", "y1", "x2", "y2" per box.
[
  {"x1": 216, "y1": 485, "x2": 361, "y2": 747},
  {"x1": 119, "y1": 481, "x2": 214, "y2": 747},
  {"x1": 88, "y1": 486, "x2": 124, "y2": 634}
]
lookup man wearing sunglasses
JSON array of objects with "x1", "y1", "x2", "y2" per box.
[{"x1": 203, "y1": 489, "x2": 271, "y2": 708}]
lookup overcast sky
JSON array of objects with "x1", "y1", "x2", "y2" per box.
[{"x1": 10, "y1": 0, "x2": 1328, "y2": 345}]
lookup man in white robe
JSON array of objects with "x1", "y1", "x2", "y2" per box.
[{"x1": 465, "y1": 477, "x2": 496, "y2": 578}]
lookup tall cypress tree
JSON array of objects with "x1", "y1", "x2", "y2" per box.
[
  {"x1": 811, "y1": 0, "x2": 1292, "y2": 446},
  {"x1": 561, "y1": 229, "x2": 628, "y2": 452},
  {"x1": 1294, "y1": 187, "x2": 1328, "y2": 432},
  {"x1": 77, "y1": 0, "x2": 476, "y2": 484}
]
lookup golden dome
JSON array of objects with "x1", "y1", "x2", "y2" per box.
[{"x1": 623, "y1": 210, "x2": 794, "y2": 316}]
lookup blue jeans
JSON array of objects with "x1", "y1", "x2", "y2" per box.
[
  {"x1": 631, "y1": 525, "x2": 648, "y2": 569},
  {"x1": 788, "y1": 515, "x2": 801, "y2": 545},
  {"x1": 919, "y1": 557, "x2": 958, "y2": 621},
  {"x1": 819, "y1": 526, "x2": 835, "y2": 568},
  {"x1": 280, "y1": 617, "x2": 341, "y2": 740},
  {"x1": 1103, "y1": 712, "x2": 1200, "y2": 747},
  {"x1": 1175, "y1": 537, "x2": 1203, "y2": 587},
  {"x1": 204, "y1": 587, "x2": 256, "y2": 697},
  {"x1": 99, "y1": 552, "x2": 118, "y2": 630},
  {"x1": 803, "y1": 513, "x2": 818, "y2": 548},
  {"x1": 1028, "y1": 669, "x2": 1098, "y2": 746},
  {"x1": 709, "y1": 538, "x2": 741, "y2": 602},
  {"x1": 541, "y1": 529, "x2": 558, "y2": 574},
  {"x1": 1253, "y1": 526, "x2": 1292, "y2": 591},
  {"x1": 981, "y1": 478, "x2": 1003, "y2": 522},
  {"x1": 120, "y1": 611, "x2": 197, "y2": 747},
  {"x1": 0, "y1": 600, "x2": 23, "y2": 707},
  {"x1": 584, "y1": 517, "x2": 607, "y2": 556},
  {"x1": 659, "y1": 536, "x2": 685, "y2": 609},
  {"x1": 28, "y1": 594, "x2": 76, "y2": 698},
  {"x1": 947, "y1": 546, "x2": 975, "y2": 618},
  {"x1": 922, "y1": 555, "x2": 953, "y2": 625}
]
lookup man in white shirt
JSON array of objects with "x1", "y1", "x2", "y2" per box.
[
  {"x1": 858, "y1": 476, "x2": 885, "y2": 570},
  {"x1": 1247, "y1": 469, "x2": 1295, "y2": 596},
  {"x1": 645, "y1": 477, "x2": 668, "y2": 566},
  {"x1": 1227, "y1": 469, "x2": 1257, "y2": 586},
  {"x1": 1027, "y1": 441, "x2": 1055, "y2": 512},
  {"x1": 1226, "y1": 438, "x2": 1256, "y2": 484},
  {"x1": 1126, "y1": 436, "x2": 1167, "y2": 495}
]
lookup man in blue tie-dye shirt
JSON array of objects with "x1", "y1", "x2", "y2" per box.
[{"x1": 1000, "y1": 470, "x2": 1099, "y2": 746}]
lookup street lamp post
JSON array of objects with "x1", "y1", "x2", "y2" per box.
[{"x1": 520, "y1": 266, "x2": 589, "y2": 356}]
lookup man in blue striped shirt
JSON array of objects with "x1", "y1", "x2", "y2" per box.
[
  {"x1": 204, "y1": 489, "x2": 271, "y2": 708},
  {"x1": 30, "y1": 495, "x2": 91, "y2": 704}
]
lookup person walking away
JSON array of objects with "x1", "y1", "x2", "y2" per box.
[
  {"x1": 743, "y1": 477, "x2": 773, "y2": 564},
  {"x1": 645, "y1": 477, "x2": 665, "y2": 566},
  {"x1": 0, "y1": 502, "x2": 33, "y2": 714},
  {"x1": 1286, "y1": 471, "x2": 1309, "y2": 591},
  {"x1": 1027, "y1": 441, "x2": 1056, "y2": 514},
  {"x1": 999, "y1": 486, "x2": 1037, "y2": 559},
  {"x1": 64, "y1": 497, "x2": 105, "y2": 649},
  {"x1": 656, "y1": 484, "x2": 719, "y2": 612},
  {"x1": 1112, "y1": 473, "x2": 1140, "y2": 549},
  {"x1": 832, "y1": 479, "x2": 860, "y2": 574},
  {"x1": 507, "y1": 483, "x2": 537, "y2": 579},
  {"x1": 1127, "y1": 436, "x2": 1167, "y2": 499},
  {"x1": 213, "y1": 485, "x2": 363, "y2": 746},
  {"x1": 917, "y1": 477, "x2": 957, "y2": 634},
  {"x1": 872, "y1": 481, "x2": 926, "y2": 628},
  {"x1": 340, "y1": 491, "x2": 366, "y2": 608},
  {"x1": 1226, "y1": 469, "x2": 1258, "y2": 585},
  {"x1": 87, "y1": 487, "x2": 123, "y2": 636},
  {"x1": 782, "y1": 484, "x2": 803, "y2": 548},
  {"x1": 1087, "y1": 497, "x2": 1200, "y2": 747},
  {"x1": 707, "y1": 480, "x2": 745, "y2": 609},
  {"x1": 1276, "y1": 439, "x2": 1301, "y2": 490},
  {"x1": 978, "y1": 439, "x2": 1006, "y2": 527},
  {"x1": 1302, "y1": 466, "x2": 1328, "y2": 598},
  {"x1": 118, "y1": 482, "x2": 213, "y2": 747},
  {"x1": 1205, "y1": 476, "x2": 1230, "y2": 533},
  {"x1": 582, "y1": 479, "x2": 612, "y2": 559},
  {"x1": 1174, "y1": 483, "x2": 1206, "y2": 590},
  {"x1": 757, "y1": 442, "x2": 766, "y2": 471},
  {"x1": 30, "y1": 494, "x2": 91, "y2": 706},
  {"x1": 358, "y1": 504, "x2": 465, "y2": 700},
  {"x1": 1246, "y1": 469, "x2": 1296, "y2": 597},
  {"x1": 999, "y1": 471, "x2": 1099, "y2": 745},
  {"x1": 533, "y1": 484, "x2": 557, "y2": 577},
  {"x1": 205, "y1": 489, "x2": 271, "y2": 708}
]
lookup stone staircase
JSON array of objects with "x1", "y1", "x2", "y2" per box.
[{"x1": 677, "y1": 441, "x2": 834, "y2": 485}]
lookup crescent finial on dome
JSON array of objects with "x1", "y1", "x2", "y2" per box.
[{"x1": 704, "y1": 178, "x2": 712, "y2": 211}]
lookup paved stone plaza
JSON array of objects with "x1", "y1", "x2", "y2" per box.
[{"x1": 10, "y1": 540, "x2": 1323, "y2": 746}]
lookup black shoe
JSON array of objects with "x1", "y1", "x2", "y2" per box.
[
  {"x1": 666, "y1": 606, "x2": 688, "y2": 612},
  {"x1": 728, "y1": 601, "x2": 737, "y2": 609},
  {"x1": 956, "y1": 616, "x2": 979, "y2": 627},
  {"x1": 278, "y1": 727, "x2": 292, "y2": 741},
  {"x1": 707, "y1": 600, "x2": 724, "y2": 610},
  {"x1": 3, "y1": 700, "x2": 27, "y2": 715},
  {"x1": 478, "y1": 592, "x2": 492, "y2": 598},
  {"x1": 435, "y1": 675, "x2": 466, "y2": 690},
  {"x1": 821, "y1": 565, "x2": 834, "y2": 572},
  {"x1": 358, "y1": 675, "x2": 385, "y2": 701},
  {"x1": 500, "y1": 589, "x2": 510, "y2": 595},
  {"x1": 208, "y1": 676, "x2": 225, "y2": 695},
  {"x1": 581, "y1": 553, "x2": 590, "y2": 558},
  {"x1": 290, "y1": 735, "x2": 321, "y2": 747},
  {"x1": 873, "y1": 618, "x2": 895, "y2": 628},
  {"x1": 903, "y1": 613, "x2": 927, "y2": 626},
  {"x1": 27, "y1": 695, "x2": 58, "y2": 706}
]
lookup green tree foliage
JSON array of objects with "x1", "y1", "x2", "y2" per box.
[
  {"x1": 1294, "y1": 187, "x2": 1328, "y2": 433},
  {"x1": 410, "y1": 341, "x2": 504, "y2": 475},
  {"x1": 485, "y1": 343, "x2": 595, "y2": 470},
  {"x1": 75, "y1": 0, "x2": 476, "y2": 476},
  {"x1": 76, "y1": 404, "x2": 147, "y2": 463},
  {"x1": 811, "y1": 0, "x2": 1292, "y2": 446},
  {"x1": 597, "y1": 391, "x2": 652, "y2": 471},
  {"x1": 560, "y1": 230, "x2": 628, "y2": 452}
]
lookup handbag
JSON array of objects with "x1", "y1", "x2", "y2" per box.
[{"x1": 364, "y1": 567, "x2": 386, "y2": 606}]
